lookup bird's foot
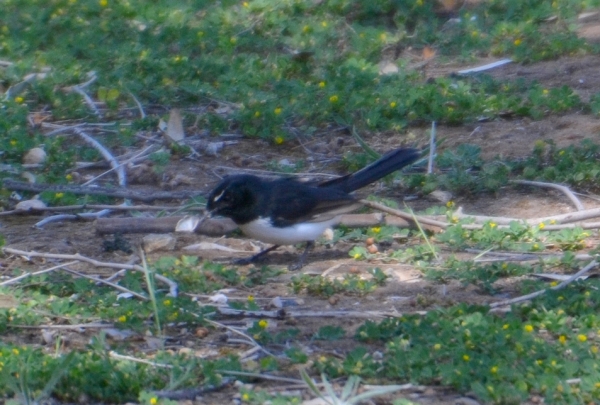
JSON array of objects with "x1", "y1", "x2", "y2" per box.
[
  {"x1": 288, "y1": 259, "x2": 305, "y2": 271},
  {"x1": 231, "y1": 257, "x2": 255, "y2": 266},
  {"x1": 231, "y1": 245, "x2": 280, "y2": 266},
  {"x1": 287, "y1": 241, "x2": 315, "y2": 271}
]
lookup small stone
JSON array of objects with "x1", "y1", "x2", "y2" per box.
[
  {"x1": 142, "y1": 234, "x2": 176, "y2": 252},
  {"x1": 23, "y1": 147, "x2": 46, "y2": 165},
  {"x1": 429, "y1": 189, "x2": 453, "y2": 204},
  {"x1": 15, "y1": 199, "x2": 46, "y2": 211},
  {"x1": 367, "y1": 244, "x2": 378, "y2": 254},
  {"x1": 195, "y1": 327, "x2": 209, "y2": 338},
  {"x1": 270, "y1": 296, "x2": 283, "y2": 308}
]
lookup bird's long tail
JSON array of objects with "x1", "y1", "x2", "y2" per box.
[{"x1": 320, "y1": 148, "x2": 420, "y2": 193}]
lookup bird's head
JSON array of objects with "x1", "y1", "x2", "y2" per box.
[{"x1": 206, "y1": 175, "x2": 262, "y2": 224}]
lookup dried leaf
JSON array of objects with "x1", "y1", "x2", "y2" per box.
[
  {"x1": 422, "y1": 46, "x2": 437, "y2": 60},
  {"x1": 166, "y1": 108, "x2": 185, "y2": 142}
]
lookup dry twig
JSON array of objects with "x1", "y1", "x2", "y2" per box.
[
  {"x1": 489, "y1": 259, "x2": 598, "y2": 309},
  {"x1": 2, "y1": 248, "x2": 178, "y2": 297},
  {"x1": 511, "y1": 179, "x2": 584, "y2": 211}
]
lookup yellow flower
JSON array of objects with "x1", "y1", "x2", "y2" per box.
[
  {"x1": 242, "y1": 393, "x2": 250, "y2": 401},
  {"x1": 578, "y1": 334, "x2": 587, "y2": 342},
  {"x1": 532, "y1": 243, "x2": 539, "y2": 250},
  {"x1": 549, "y1": 219, "x2": 556, "y2": 224},
  {"x1": 242, "y1": 1, "x2": 249, "y2": 7},
  {"x1": 247, "y1": 295, "x2": 255, "y2": 302},
  {"x1": 55, "y1": 192, "x2": 64, "y2": 199},
  {"x1": 254, "y1": 111, "x2": 260, "y2": 118},
  {"x1": 514, "y1": 38, "x2": 522, "y2": 46},
  {"x1": 433, "y1": 343, "x2": 441, "y2": 350},
  {"x1": 230, "y1": 37, "x2": 237, "y2": 44},
  {"x1": 536, "y1": 359, "x2": 543, "y2": 365},
  {"x1": 12, "y1": 348, "x2": 19, "y2": 355},
  {"x1": 543, "y1": 89, "x2": 549, "y2": 95},
  {"x1": 10, "y1": 139, "x2": 17, "y2": 146},
  {"x1": 501, "y1": 263, "x2": 508, "y2": 269},
  {"x1": 462, "y1": 354, "x2": 470, "y2": 361},
  {"x1": 163, "y1": 299, "x2": 171, "y2": 306},
  {"x1": 559, "y1": 150, "x2": 565, "y2": 155},
  {"x1": 446, "y1": 200, "x2": 455, "y2": 208},
  {"x1": 538, "y1": 222, "x2": 545, "y2": 229},
  {"x1": 353, "y1": 253, "x2": 361, "y2": 259},
  {"x1": 524, "y1": 325, "x2": 534, "y2": 333},
  {"x1": 302, "y1": 25, "x2": 310, "y2": 33},
  {"x1": 329, "y1": 95, "x2": 339, "y2": 103},
  {"x1": 550, "y1": 281, "x2": 558, "y2": 287},
  {"x1": 380, "y1": 33, "x2": 387, "y2": 41},
  {"x1": 258, "y1": 319, "x2": 268, "y2": 329},
  {"x1": 471, "y1": 31, "x2": 478, "y2": 38},
  {"x1": 389, "y1": 101, "x2": 397, "y2": 108},
  {"x1": 490, "y1": 366, "x2": 498, "y2": 374},
  {"x1": 451, "y1": 216, "x2": 458, "y2": 223},
  {"x1": 371, "y1": 227, "x2": 381, "y2": 233},
  {"x1": 591, "y1": 346, "x2": 598, "y2": 353},
  {"x1": 489, "y1": 222, "x2": 497, "y2": 228},
  {"x1": 99, "y1": 0, "x2": 107, "y2": 7},
  {"x1": 274, "y1": 136, "x2": 284, "y2": 145},
  {"x1": 118, "y1": 315, "x2": 127, "y2": 322},
  {"x1": 318, "y1": 81, "x2": 326, "y2": 88},
  {"x1": 559, "y1": 335, "x2": 567, "y2": 344},
  {"x1": 65, "y1": 174, "x2": 73, "y2": 181},
  {"x1": 274, "y1": 107, "x2": 282, "y2": 115},
  {"x1": 321, "y1": 21, "x2": 328, "y2": 27},
  {"x1": 150, "y1": 397, "x2": 158, "y2": 405},
  {"x1": 15, "y1": 96, "x2": 24, "y2": 104}
]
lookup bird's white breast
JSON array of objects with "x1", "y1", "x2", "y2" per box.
[{"x1": 239, "y1": 217, "x2": 338, "y2": 245}]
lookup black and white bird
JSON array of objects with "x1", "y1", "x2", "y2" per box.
[{"x1": 207, "y1": 147, "x2": 420, "y2": 270}]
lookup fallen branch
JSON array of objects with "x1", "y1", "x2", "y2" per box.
[
  {"x1": 71, "y1": 85, "x2": 102, "y2": 118},
  {"x1": 215, "y1": 306, "x2": 407, "y2": 319},
  {"x1": 3, "y1": 179, "x2": 199, "y2": 202},
  {"x1": 96, "y1": 213, "x2": 411, "y2": 235},
  {"x1": 489, "y1": 259, "x2": 598, "y2": 309},
  {"x1": 34, "y1": 210, "x2": 112, "y2": 228},
  {"x1": 2, "y1": 248, "x2": 178, "y2": 297},
  {"x1": 360, "y1": 200, "x2": 449, "y2": 228},
  {"x1": 81, "y1": 145, "x2": 156, "y2": 187},
  {"x1": 511, "y1": 179, "x2": 584, "y2": 211},
  {"x1": 0, "y1": 260, "x2": 80, "y2": 286},
  {"x1": 0, "y1": 203, "x2": 204, "y2": 216},
  {"x1": 73, "y1": 127, "x2": 126, "y2": 187},
  {"x1": 9, "y1": 323, "x2": 113, "y2": 330},
  {"x1": 62, "y1": 266, "x2": 147, "y2": 300},
  {"x1": 96, "y1": 216, "x2": 237, "y2": 235}
]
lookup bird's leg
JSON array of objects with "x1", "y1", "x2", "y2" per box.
[
  {"x1": 233, "y1": 245, "x2": 280, "y2": 265},
  {"x1": 288, "y1": 241, "x2": 315, "y2": 271}
]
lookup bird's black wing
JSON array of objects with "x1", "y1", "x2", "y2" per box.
[{"x1": 267, "y1": 178, "x2": 357, "y2": 227}]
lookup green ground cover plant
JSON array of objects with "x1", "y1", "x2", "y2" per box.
[{"x1": 4, "y1": 0, "x2": 600, "y2": 403}]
